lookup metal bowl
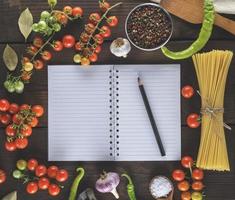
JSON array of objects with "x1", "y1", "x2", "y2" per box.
[{"x1": 125, "y1": 3, "x2": 173, "y2": 51}]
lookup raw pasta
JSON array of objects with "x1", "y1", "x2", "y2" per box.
[{"x1": 192, "y1": 50, "x2": 233, "y2": 171}]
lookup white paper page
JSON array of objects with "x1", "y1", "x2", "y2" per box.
[
  {"x1": 48, "y1": 65, "x2": 113, "y2": 161},
  {"x1": 115, "y1": 65, "x2": 181, "y2": 161}
]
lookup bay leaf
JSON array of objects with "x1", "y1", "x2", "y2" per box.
[
  {"x1": 1, "y1": 191, "x2": 17, "y2": 200},
  {"x1": 18, "y1": 8, "x2": 33, "y2": 41},
  {"x1": 3, "y1": 44, "x2": 18, "y2": 71}
]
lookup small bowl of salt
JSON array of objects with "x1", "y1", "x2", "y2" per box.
[{"x1": 149, "y1": 176, "x2": 174, "y2": 200}]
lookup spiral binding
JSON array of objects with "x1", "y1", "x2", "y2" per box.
[{"x1": 109, "y1": 69, "x2": 114, "y2": 157}]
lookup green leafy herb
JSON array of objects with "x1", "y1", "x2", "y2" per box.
[
  {"x1": 18, "y1": 8, "x2": 33, "y2": 41},
  {"x1": 3, "y1": 45, "x2": 18, "y2": 71},
  {"x1": 1, "y1": 191, "x2": 17, "y2": 200}
]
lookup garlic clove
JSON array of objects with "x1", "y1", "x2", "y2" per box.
[{"x1": 110, "y1": 188, "x2": 119, "y2": 199}]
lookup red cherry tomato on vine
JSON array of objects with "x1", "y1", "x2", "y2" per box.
[
  {"x1": 38, "y1": 177, "x2": 50, "y2": 190},
  {"x1": 192, "y1": 181, "x2": 204, "y2": 191},
  {"x1": 63, "y1": 35, "x2": 75, "y2": 48},
  {"x1": 27, "y1": 159, "x2": 38, "y2": 171},
  {"x1": 47, "y1": 166, "x2": 59, "y2": 178},
  {"x1": 107, "y1": 16, "x2": 118, "y2": 27},
  {"x1": 94, "y1": 45, "x2": 101, "y2": 54},
  {"x1": 33, "y1": 59, "x2": 44, "y2": 70},
  {"x1": 53, "y1": 40, "x2": 64, "y2": 52},
  {"x1": 182, "y1": 85, "x2": 194, "y2": 99},
  {"x1": 63, "y1": 6, "x2": 73, "y2": 15},
  {"x1": 6, "y1": 124, "x2": 16, "y2": 137},
  {"x1": 32, "y1": 105, "x2": 44, "y2": 117},
  {"x1": 181, "y1": 156, "x2": 194, "y2": 168},
  {"x1": 9, "y1": 103, "x2": 19, "y2": 114},
  {"x1": 100, "y1": 26, "x2": 111, "y2": 38},
  {"x1": 181, "y1": 191, "x2": 191, "y2": 200},
  {"x1": 85, "y1": 23, "x2": 95, "y2": 34},
  {"x1": 35, "y1": 165, "x2": 47, "y2": 177},
  {"x1": 20, "y1": 104, "x2": 30, "y2": 111},
  {"x1": 5, "y1": 141, "x2": 16, "y2": 151},
  {"x1": 89, "y1": 53, "x2": 98, "y2": 63},
  {"x1": 0, "y1": 169, "x2": 6, "y2": 184},
  {"x1": 1, "y1": 114, "x2": 11, "y2": 125},
  {"x1": 80, "y1": 32, "x2": 89, "y2": 43},
  {"x1": 27, "y1": 46, "x2": 38, "y2": 56},
  {"x1": 192, "y1": 169, "x2": 204, "y2": 181},
  {"x1": 22, "y1": 57, "x2": 30, "y2": 64},
  {"x1": 81, "y1": 57, "x2": 91, "y2": 66},
  {"x1": 99, "y1": 1, "x2": 110, "y2": 12},
  {"x1": 15, "y1": 138, "x2": 28, "y2": 149},
  {"x1": 89, "y1": 13, "x2": 101, "y2": 24},
  {"x1": 187, "y1": 113, "x2": 200, "y2": 128},
  {"x1": 21, "y1": 124, "x2": 32, "y2": 137},
  {"x1": 172, "y1": 169, "x2": 185, "y2": 182},
  {"x1": 72, "y1": 7, "x2": 83, "y2": 17},
  {"x1": 12, "y1": 114, "x2": 21, "y2": 124},
  {"x1": 33, "y1": 37, "x2": 44, "y2": 48},
  {"x1": 75, "y1": 42, "x2": 83, "y2": 51},
  {"x1": 94, "y1": 34, "x2": 104, "y2": 45},
  {"x1": 21, "y1": 71, "x2": 32, "y2": 81},
  {"x1": 48, "y1": 184, "x2": 61, "y2": 196},
  {"x1": 41, "y1": 51, "x2": 52, "y2": 61},
  {"x1": 0, "y1": 99, "x2": 10, "y2": 111},
  {"x1": 178, "y1": 180, "x2": 190, "y2": 192},
  {"x1": 26, "y1": 182, "x2": 38, "y2": 194},
  {"x1": 56, "y1": 169, "x2": 68, "y2": 182}
]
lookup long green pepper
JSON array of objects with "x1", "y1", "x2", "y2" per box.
[
  {"x1": 69, "y1": 167, "x2": 85, "y2": 200},
  {"x1": 122, "y1": 174, "x2": 137, "y2": 200},
  {"x1": 161, "y1": 0, "x2": 215, "y2": 60}
]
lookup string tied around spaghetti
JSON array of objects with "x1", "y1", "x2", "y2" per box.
[{"x1": 197, "y1": 90, "x2": 231, "y2": 131}]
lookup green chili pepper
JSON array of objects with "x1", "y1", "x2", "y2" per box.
[
  {"x1": 161, "y1": 0, "x2": 215, "y2": 60},
  {"x1": 122, "y1": 174, "x2": 137, "y2": 200},
  {"x1": 69, "y1": 167, "x2": 85, "y2": 200}
]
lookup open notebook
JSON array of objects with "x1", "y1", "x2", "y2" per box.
[{"x1": 48, "y1": 65, "x2": 181, "y2": 161}]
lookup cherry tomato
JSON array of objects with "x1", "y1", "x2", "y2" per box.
[
  {"x1": 33, "y1": 59, "x2": 44, "y2": 70},
  {"x1": 178, "y1": 180, "x2": 190, "y2": 192},
  {"x1": 94, "y1": 34, "x2": 103, "y2": 45},
  {"x1": 16, "y1": 159, "x2": 27, "y2": 170},
  {"x1": 0, "y1": 99, "x2": 10, "y2": 111},
  {"x1": 21, "y1": 71, "x2": 32, "y2": 81},
  {"x1": 35, "y1": 165, "x2": 47, "y2": 177},
  {"x1": 24, "y1": 62, "x2": 34, "y2": 72},
  {"x1": 20, "y1": 104, "x2": 30, "y2": 111},
  {"x1": 99, "y1": 1, "x2": 110, "y2": 12},
  {"x1": 27, "y1": 159, "x2": 38, "y2": 171},
  {"x1": 107, "y1": 16, "x2": 118, "y2": 27},
  {"x1": 1, "y1": 114, "x2": 11, "y2": 125},
  {"x1": 75, "y1": 42, "x2": 83, "y2": 51},
  {"x1": 57, "y1": 14, "x2": 68, "y2": 25},
  {"x1": 28, "y1": 117, "x2": 39, "y2": 127},
  {"x1": 187, "y1": 113, "x2": 200, "y2": 128},
  {"x1": 192, "y1": 169, "x2": 204, "y2": 181},
  {"x1": 22, "y1": 57, "x2": 30, "y2": 64},
  {"x1": 181, "y1": 191, "x2": 191, "y2": 200},
  {"x1": 21, "y1": 124, "x2": 32, "y2": 137},
  {"x1": 191, "y1": 192, "x2": 203, "y2": 200},
  {"x1": 48, "y1": 184, "x2": 61, "y2": 196},
  {"x1": 182, "y1": 85, "x2": 194, "y2": 99},
  {"x1": 26, "y1": 182, "x2": 38, "y2": 194},
  {"x1": 81, "y1": 57, "x2": 91, "y2": 66},
  {"x1": 181, "y1": 156, "x2": 194, "y2": 168},
  {"x1": 41, "y1": 50, "x2": 52, "y2": 61},
  {"x1": 89, "y1": 53, "x2": 98, "y2": 63},
  {"x1": 33, "y1": 37, "x2": 44, "y2": 48},
  {"x1": 9, "y1": 103, "x2": 19, "y2": 114},
  {"x1": 94, "y1": 45, "x2": 101, "y2": 54},
  {"x1": 63, "y1": 35, "x2": 75, "y2": 48},
  {"x1": 89, "y1": 13, "x2": 101, "y2": 24},
  {"x1": 63, "y1": 6, "x2": 73, "y2": 15},
  {"x1": 27, "y1": 46, "x2": 38, "y2": 56},
  {"x1": 192, "y1": 181, "x2": 204, "y2": 191},
  {"x1": 15, "y1": 138, "x2": 28, "y2": 149},
  {"x1": 72, "y1": 7, "x2": 83, "y2": 17},
  {"x1": 85, "y1": 23, "x2": 95, "y2": 34},
  {"x1": 12, "y1": 114, "x2": 21, "y2": 124},
  {"x1": 38, "y1": 177, "x2": 50, "y2": 190},
  {"x1": 172, "y1": 169, "x2": 185, "y2": 182},
  {"x1": 0, "y1": 169, "x2": 6, "y2": 184},
  {"x1": 80, "y1": 32, "x2": 89, "y2": 43},
  {"x1": 32, "y1": 105, "x2": 44, "y2": 117},
  {"x1": 47, "y1": 165, "x2": 59, "y2": 178},
  {"x1": 5, "y1": 141, "x2": 16, "y2": 151},
  {"x1": 6, "y1": 124, "x2": 16, "y2": 137},
  {"x1": 53, "y1": 40, "x2": 64, "y2": 52},
  {"x1": 56, "y1": 169, "x2": 68, "y2": 182},
  {"x1": 100, "y1": 25, "x2": 111, "y2": 38}
]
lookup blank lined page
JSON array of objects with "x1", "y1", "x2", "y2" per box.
[
  {"x1": 48, "y1": 65, "x2": 113, "y2": 161},
  {"x1": 115, "y1": 65, "x2": 181, "y2": 161}
]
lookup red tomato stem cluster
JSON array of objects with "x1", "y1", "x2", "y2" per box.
[
  {"x1": 13, "y1": 159, "x2": 68, "y2": 196},
  {"x1": 0, "y1": 99, "x2": 44, "y2": 151}
]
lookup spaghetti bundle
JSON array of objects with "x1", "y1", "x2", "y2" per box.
[{"x1": 192, "y1": 50, "x2": 233, "y2": 171}]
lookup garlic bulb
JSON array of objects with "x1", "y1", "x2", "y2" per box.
[{"x1": 110, "y1": 38, "x2": 131, "y2": 58}]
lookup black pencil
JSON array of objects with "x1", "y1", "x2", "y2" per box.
[{"x1": 138, "y1": 76, "x2": 166, "y2": 157}]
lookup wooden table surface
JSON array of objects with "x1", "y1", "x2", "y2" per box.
[{"x1": 0, "y1": 0, "x2": 235, "y2": 200}]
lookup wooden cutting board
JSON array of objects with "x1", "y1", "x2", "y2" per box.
[{"x1": 153, "y1": 0, "x2": 235, "y2": 36}]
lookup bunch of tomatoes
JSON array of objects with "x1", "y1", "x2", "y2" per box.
[
  {"x1": 172, "y1": 156, "x2": 205, "y2": 200},
  {"x1": 181, "y1": 85, "x2": 201, "y2": 129},
  {"x1": 0, "y1": 99, "x2": 44, "y2": 151},
  {"x1": 73, "y1": 0, "x2": 119, "y2": 66},
  {"x1": 13, "y1": 159, "x2": 68, "y2": 196}
]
